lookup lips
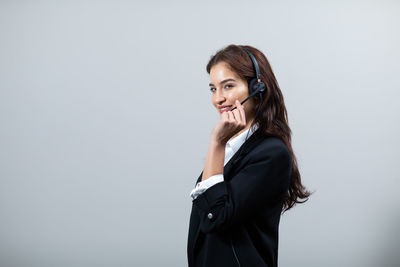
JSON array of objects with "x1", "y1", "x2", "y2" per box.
[{"x1": 219, "y1": 106, "x2": 232, "y2": 113}]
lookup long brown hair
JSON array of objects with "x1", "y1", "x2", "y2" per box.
[{"x1": 206, "y1": 44, "x2": 312, "y2": 213}]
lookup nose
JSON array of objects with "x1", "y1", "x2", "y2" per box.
[{"x1": 214, "y1": 89, "x2": 226, "y2": 104}]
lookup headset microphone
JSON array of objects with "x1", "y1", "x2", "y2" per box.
[
  {"x1": 229, "y1": 87, "x2": 263, "y2": 111},
  {"x1": 229, "y1": 47, "x2": 266, "y2": 112}
]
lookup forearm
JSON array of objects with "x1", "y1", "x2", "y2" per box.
[{"x1": 201, "y1": 140, "x2": 225, "y2": 182}]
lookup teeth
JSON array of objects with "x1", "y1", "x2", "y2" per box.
[{"x1": 220, "y1": 106, "x2": 231, "y2": 111}]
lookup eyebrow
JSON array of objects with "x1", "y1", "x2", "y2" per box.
[{"x1": 209, "y1": 78, "x2": 236, "y2": 87}]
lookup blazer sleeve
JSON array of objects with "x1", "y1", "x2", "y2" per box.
[
  {"x1": 189, "y1": 174, "x2": 224, "y2": 200},
  {"x1": 192, "y1": 139, "x2": 292, "y2": 233}
]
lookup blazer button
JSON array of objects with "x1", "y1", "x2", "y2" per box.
[{"x1": 207, "y1": 213, "x2": 213, "y2": 219}]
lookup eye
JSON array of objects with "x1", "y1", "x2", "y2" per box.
[{"x1": 209, "y1": 84, "x2": 234, "y2": 93}]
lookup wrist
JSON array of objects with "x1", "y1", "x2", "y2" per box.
[{"x1": 210, "y1": 138, "x2": 226, "y2": 149}]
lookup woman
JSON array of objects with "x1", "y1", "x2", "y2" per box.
[{"x1": 187, "y1": 44, "x2": 312, "y2": 267}]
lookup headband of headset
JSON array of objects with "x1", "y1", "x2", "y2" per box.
[{"x1": 241, "y1": 47, "x2": 261, "y2": 81}]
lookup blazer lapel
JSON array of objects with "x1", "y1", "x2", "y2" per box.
[{"x1": 223, "y1": 128, "x2": 264, "y2": 179}]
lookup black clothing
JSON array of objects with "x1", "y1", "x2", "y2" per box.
[{"x1": 187, "y1": 129, "x2": 292, "y2": 267}]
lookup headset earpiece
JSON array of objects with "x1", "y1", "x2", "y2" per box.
[
  {"x1": 241, "y1": 47, "x2": 267, "y2": 97},
  {"x1": 248, "y1": 78, "x2": 258, "y2": 95},
  {"x1": 248, "y1": 78, "x2": 266, "y2": 95}
]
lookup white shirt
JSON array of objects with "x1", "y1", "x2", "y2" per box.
[{"x1": 190, "y1": 124, "x2": 259, "y2": 201}]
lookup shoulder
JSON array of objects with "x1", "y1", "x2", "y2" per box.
[{"x1": 248, "y1": 135, "x2": 291, "y2": 162}]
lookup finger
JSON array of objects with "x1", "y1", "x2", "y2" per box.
[
  {"x1": 232, "y1": 108, "x2": 242, "y2": 124},
  {"x1": 226, "y1": 110, "x2": 234, "y2": 122},
  {"x1": 239, "y1": 103, "x2": 246, "y2": 125},
  {"x1": 228, "y1": 110, "x2": 237, "y2": 124},
  {"x1": 235, "y1": 100, "x2": 246, "y2": 125},
  {"x1": 221, "y1": 109, "x2": 228, "y2": 121}
]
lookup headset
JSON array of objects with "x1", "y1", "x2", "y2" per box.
[
  {"x1": 228, "y1": 46, "x2": 267, "y2": 148},
  {"x1": 229, "y1": 46, "x2": 267, "y2": 112}
]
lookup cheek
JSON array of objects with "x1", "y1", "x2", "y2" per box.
[
  {"x1": 238, "y1": 87, "x2": 249, "y2": 98},
  {"x1": 231, "y1": 88, "x2": 248, "y2": 100},
  {"x1": 227, "y1": 92, "x2": 236, "y2": 99}
]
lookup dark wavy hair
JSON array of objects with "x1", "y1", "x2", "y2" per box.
[{"x1": 206, "y1": 44, "x2": 312, "y2": 213}]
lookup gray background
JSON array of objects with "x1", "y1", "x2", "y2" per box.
[{"x1": 1, "y1": 1, "x2": 399, "y2": 266}]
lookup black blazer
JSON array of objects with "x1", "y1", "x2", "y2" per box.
[{"x1": 187, "y1": 128, "x2": 292, "y2": 267}]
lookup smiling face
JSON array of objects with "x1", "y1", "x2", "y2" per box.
[{"x1": 209, "y1": 61, "x2": 256, "y2": 126}]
